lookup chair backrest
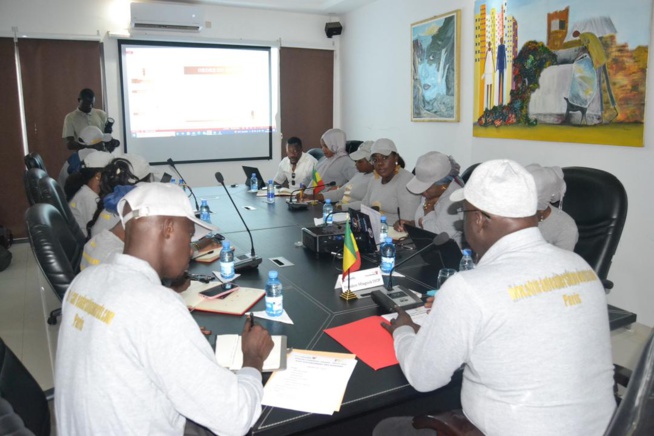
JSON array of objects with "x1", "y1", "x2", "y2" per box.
[
  {"x1": 25, "y1": 203, "x2": 84, "y2": 300},
  {"x1": 23, "y1": 168, "x2": 48, "y2": 206},
  {"x1": 307, "y1": 147, "x2": 325, "y2": 162},
  {"x1": 0, "y1": 337, "x2": 50, "y2": 436},
  {"x1": 561, "y1": 167, "x2": 628, "y2": 282},
  {"x1": 37, "y1": 176, "x2": 87, "y2": 243},
  {"x1": 461, "y1": 163, "x2": 480, "y2": 183},
  {"x1": 24, "y1": 152, "x2": 47, "y2": 174},
  {"x1": 346, "y1": 140, "x2": 363, "y2": 154},
  {"x1": 604, "y1": 330, "x2": 654, "y2": 435}
]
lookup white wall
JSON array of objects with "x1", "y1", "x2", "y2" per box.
[
  {"x1": 340, "y1": 0, "x2": 654, "y2": 327},
  {"x1": 1, "y1": 0, "x2": 338, "y2": 187}
]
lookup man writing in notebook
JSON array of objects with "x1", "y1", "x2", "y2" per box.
[
  {"x1": 377, "y1": 160, "x2": 615, "y2": 435},
  {"x1": 55, "y1": 183, "x2": 273, "y2": 435}
]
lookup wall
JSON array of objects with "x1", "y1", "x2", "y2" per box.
[
  {"x1": 340, "y1": 0, "x2": 654, "y2": 327},
  {"x1": 0, "y1": 0, "x2": 338, "y2": 187}
]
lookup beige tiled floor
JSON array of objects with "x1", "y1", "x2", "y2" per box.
[{"x1": 1, "y1": 241, "x2": 652, "y2": 411}]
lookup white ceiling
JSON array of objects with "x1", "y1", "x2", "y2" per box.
[{"x1": 158, "y1": 0, "x2": 375, "y2": 15}]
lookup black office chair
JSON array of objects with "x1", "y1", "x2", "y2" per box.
[
  {"x1": 37, "y1": 176, "x2": 87, "y2": 245},
  {"x1": 25, "y1": 203, "x2": 84, "y2": 325},
  {"x1": 24, "y1": 152, "x2": 47, "y2": 174},
  {"x1": 346, "y1": 140, "x2": 363, "y2": 154},
  {"x1": 460, "y1": 163, "x2": 480, "y2": 183},
  {"x1": 561, "y1": 167, "x2": 628, "y2": 290},
  {"x1": 0, "y1": 337, "x2": 51, "y2": 436},
  {"x1": 23, "y1": 168, "x2": 48, "y2": 206},
  {"x1": 307, "y1": 147, "x2": 325, "y2": 162}
]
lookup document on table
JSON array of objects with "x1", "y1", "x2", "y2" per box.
[{"x1": 262, "y1": 350, "x2": 357, "y2": 415}]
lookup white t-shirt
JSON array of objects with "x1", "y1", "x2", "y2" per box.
[
  {"x1": 413, "y1": 182, "x2": 463, "y2": 247},
  {"x1": 273, "y1": 152, "x2": 317, "y2": 188},
  {"x1": 69, "y1": 184, "x2": 98, "y2": 237},
  {"x1": 360, "y1": 169, "x2": 421, "y2": 225},
  {"x1": 322, "y1": 171, "x2": 373, "y2": 209},
  {"x1": 62, "y1": 108, "x2": 108, "y2": 140},
  {"x1": 80, "y1": 229, "x2": 124, "y2": 271},
  {"x1": 539, "y1": 206, "x2": 579, "y2": 251},
  {"x1": 90, "y1": 209, "x2": 120, "y2": 237},
  {"x1": 55, "y1": 254, "x2": 264, "y2": 436},
  {"x1": 393, "y1": 228, "x2": 615, "y2": 436}
]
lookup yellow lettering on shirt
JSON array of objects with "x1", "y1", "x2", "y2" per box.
[
  {"x1": 563, "y1": 293, "x2": 582, "y2": 307},
  {"x1": 65, "y1": 291, "x2": 116, "y2": 325},
  {"x1": 508, "y1": 269, "x2": 597, "y2": 304},
  {"x1": 73, "y1": 313, "x2": 85, "y2": 330}
]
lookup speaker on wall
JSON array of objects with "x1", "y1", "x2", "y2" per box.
[{"x1": 325, "y1": 22, "x2": 343, "y2": 38}]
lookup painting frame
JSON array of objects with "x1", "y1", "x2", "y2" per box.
[{"x1": 411, "y1": 9, "x2": 461, "y2": 122}]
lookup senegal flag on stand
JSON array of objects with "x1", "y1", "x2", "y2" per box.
[
  {"x1": 343, "y1": 219, "x2": 361, "y2": 281},
  {"x1": 312, "y1": 167, "x2": 325, "y2": 195}
]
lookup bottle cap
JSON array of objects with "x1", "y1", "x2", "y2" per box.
[
  {"x1": 385, "y1": 237, "x2": 393, "y2": 244},
  {"x1": 381, "y1": 216, "x2": 386, "y2": 222},
  {"x1": 252, "y1": 173, "x2": 256, "y2": 177},
  {"x1": 222, "y1": 240, "x2": 230, "y2": 249},
  {"x1": 325, "y1": 199, "x2": 331, "y2": 204},
  {"x1": 268, "y1": 179, "x2": 273, "y2": 183},
  {"x1": 268, "y1": 270, "x2": 278, "y2": 279},
  {"x1": 463, "y1": 248, "x2": 472, "y2": 256},
  {"x1": 200, "y1": 198, "x2": 208, "y2": 205}
]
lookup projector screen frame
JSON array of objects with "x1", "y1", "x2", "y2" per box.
[{"x1": 117, "y1": 38, "x2": 275, "y2": 165}]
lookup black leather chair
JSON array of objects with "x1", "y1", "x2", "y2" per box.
[
  {"x1": 24, "y1": 152, "x2": 47, "y2": 174},
  {"x1": 0, "y1": 337, "x2": 51, "y2": 436},
  {"x1": 37, "y1": 176, "x2": 87, "y2": 245},
  {"x1": 460, "y1": 163, "x2": 480, "y2": 183},
  {"x1": 346, "y1": 140, "x2": 363, "y2": 154},
  {"x1": 307, "y1": 147, "x2": 325, "y2": 162},
  {"x1": 23, "y1": 168, "x2": 48, "y2": 206},
  {"x1": 25, "y1": 203, "x2": 84, "y2": 325},
  {"x1": 561, "y1": 167, "x2": 628, "y2": 290}
]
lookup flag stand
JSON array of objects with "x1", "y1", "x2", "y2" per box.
[
  {"x1": 341, "y1": 217, "x2": 360, "y2": 301},
  {"x1": 340, "y1": 271, "x2": 358, "y2": 300}
]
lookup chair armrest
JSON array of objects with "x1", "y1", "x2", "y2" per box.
[
  {"x1": 413, "y1": 410, "x2": 483, "y2": 436},
  {"x1": 43, "y1": 388, "x2": 55, "y2": 402},
  {"x1": 603, "y1": 279, "x2": 614, "y2": 292}
]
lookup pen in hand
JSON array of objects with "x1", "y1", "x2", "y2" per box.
[
  {"x1": 249, "y1": 312, "x2": 255, "y2": 329},
  {"x1": 397, "y1": 206, "x2": 401, "y2": 222}
]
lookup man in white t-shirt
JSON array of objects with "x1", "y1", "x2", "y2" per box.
[
  {"x1": 62, "y1": 88, "x2": 109, "y2": 151},
  {"x1": 376, "y1": 160, "x2": 615, "y2": 436},
  {"x1": 273, "y1": 136, "x2": 317, "y2": 188},
  {"x1": 56, "y1": 183, "x2": 273, "y2": 435}
]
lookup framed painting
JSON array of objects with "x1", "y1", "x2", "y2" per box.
[
  {"x1": 411, "y1": 9, "x2": 461, "y2": 122},
  {"x1": 472, "y1": 0, "x2": 651, "y2": 147}
]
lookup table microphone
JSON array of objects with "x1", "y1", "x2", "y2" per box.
[
  {"x1": 386, "y1": 232, "x2": 450, "y2": 290},
  {"x1": 286, "y1": 186, "x2": 309, "y2": 210},
  {"x1": 167, "y1": 158, "x2": 200, "y2": 213},
  {"x1": 215, "y1": 172, "x2": 262, "y2": 271}
]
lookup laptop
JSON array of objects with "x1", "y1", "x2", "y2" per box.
[
  {"x1": 404, "y1": 224, "x2": 462, "y2": 270},
  {"x1": 242, "y1": 166, "x2": 265, "y2": 190},
  {"x1": 348, "y1": 208, "x2": 378, "y2": 254}
]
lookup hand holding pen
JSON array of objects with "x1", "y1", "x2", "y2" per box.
[{"x1": 241, "y1": 312, "x2": 274, "y2": 372}]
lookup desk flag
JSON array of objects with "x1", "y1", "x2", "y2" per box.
[
  {"x1": 342, "y1": 220, "x2": 361, "y2": 280},
  {"x1": 312, "y1": 168, "x2": 325, "y2": 195}
]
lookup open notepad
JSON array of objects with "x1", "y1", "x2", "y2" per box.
[
  {"x1": 215, "y1": 334, "x2": 287, "y2": 372},
  {"x1": 181, "y1": 282, "x2": 264, "y2": 316}
]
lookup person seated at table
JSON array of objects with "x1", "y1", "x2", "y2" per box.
[
  {"x1": 395, "y1": 151, "x2": 465, "y2": 246},
  {"x1": 358, "y1": 138, "x2": 420, "y2": 225},
  {"x1": 273, "y1": 136, "x2": 317, "y2": 188},
  {"x1": 314, "y1": 128, "x2": 357, "y2": 187},
  {"x1": 67, "y1": 150, "x2": 114, "y2": 237},
  {"x1": 376, "y1": 160, "x2": 615, "y2": 436},
  {"x1": 526, "y1": 163, "x2": 579, "y2": 251},
  {"x1": 311, "y1": 140, "x2": 375, "y2": 208},
  {"x1": 56, "y1": 182, "x2": 273, "y2": 435}
]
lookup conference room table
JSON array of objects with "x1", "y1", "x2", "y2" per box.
[{"x1": 188, "y1": 184, "x2": 636, "y2": 435}]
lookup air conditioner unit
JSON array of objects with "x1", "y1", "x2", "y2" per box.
[{"x1": 130, "y1": 2, "x2": 204, "y2": 32}]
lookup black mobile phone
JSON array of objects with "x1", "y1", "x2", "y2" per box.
[{"x1": 199, "y1": 283, "x2": 239, "y2": 299}]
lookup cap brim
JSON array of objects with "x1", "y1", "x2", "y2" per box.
[
  {"x1": 449, "y1": 188, "x2": 466, "y2": 202},
  {"x1": 349, "y1": 150, "x2": 369, "y2": 161},
  {"x1": 406, "y1": 177, "x2": 433, "y2": 194}
]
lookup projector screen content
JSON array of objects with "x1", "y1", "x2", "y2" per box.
[{"x1": 118, "y1": 40, "x2": 275, "y2": 164}]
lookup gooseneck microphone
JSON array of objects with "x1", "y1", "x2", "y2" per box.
[
  {"x1": 167, "y1": 158, "x2": 200, "y2": 213},
  {"x1": 215, "y1": 172, "x2": 262, "y2": 271},
  {"x1": 386, "y1": 232, "x2": 450, "y2": 290}
]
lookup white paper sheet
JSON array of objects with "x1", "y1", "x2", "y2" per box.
[{"x1": 382, "y1": 306, "x2": 430, "y2": 326}]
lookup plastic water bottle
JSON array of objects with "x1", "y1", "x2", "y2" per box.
[
  {"x1": 265, "y1": 270, "x2": 283, "y2": 317},
  {"x1": 323, "y1": 199, "x2": 334, "y2": 226},
  {"x1": 179, "y1": 178, "x2": 186, "y2": 192},
  {"x1": 380, "y1": 237, "x2": 395, "y2": 273},
  {"x1": 459, "y1": 248, "x2": 475, "y2": 271},
  {"x1": 380, "y1": 216, "x2": 388, "y2": 241},
  {"x1": 170, "y1": 177, "x2": 176, "y2": 185},
  {"x1": 267, "y1": 179, "x2": 275, "y2": 203},
  {"x1": 200, "y1": 199, "x2": 211, "y2": 224},
  {"x1": 219, "y1": 240, "x2": 235, "y2": 280},
  {"x1": 250, "y1": 173, "x2": 258, "y2": 192}
]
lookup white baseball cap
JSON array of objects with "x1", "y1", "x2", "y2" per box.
[
  {"x1": 118, "y1": 183, "x2": 217, "y2": 239},
  {"x1": 525, "y1": 164, "x2": 566, "y2": 210},
  {"x1": 371, "y1": 138, "x2": 397, "y2": 156},
  {"x1": 406, "y1": 151, "x2": 453, "y2": 194},
  {"x1": 123, "y1": 153, "x2": 152, "y2": 181},
  {"x1": 450, "y1": 159, "x2": 537, "y2": 218},
  {"x1": 78, "y1": 126, "x2": 111, "y2": 146},
  {"x1": 349, "y1": 140, "x2": 374, "y2": 161},
  {"x1": 82, "y1": 151, "x2": 113, "y2": 169}
]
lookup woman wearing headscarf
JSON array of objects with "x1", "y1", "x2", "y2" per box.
[
  {"x1": 526, "y1": 164, "x2": 579, "y2": 251},
  {"x1": 314, "y1": 128, "x2": 357, "y2": 187},
  {"x1": 317, "y1": 141, "x2": 375, "y2": 208},
  {"x1": 360, "y1": 138, "x2": 420, "y2": 225},
  {"x1": 397, "y1": 151, "x2": 465, "y2": 247}
]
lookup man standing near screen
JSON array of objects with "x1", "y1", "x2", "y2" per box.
[
  {"x1": 62, "y1": 88, "x2": 109, "y2": 151},
  {"x1": 273, "y1": 137, "x2": 317, "y2": 188}
]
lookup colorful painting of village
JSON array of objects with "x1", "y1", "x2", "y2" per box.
[{"x1": 473, "y1": 0, "x2": 651, "y2": 146}]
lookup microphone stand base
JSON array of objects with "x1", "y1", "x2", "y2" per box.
[
  {"x1": 234, "y1": 256, "x2": 263, "y2": 272},
  {"x1": 286, "y1": 200, "x2": 309, "y2": 211}
]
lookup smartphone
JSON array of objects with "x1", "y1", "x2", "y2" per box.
[{"x1": 199, "y1": 283, "x2": 240, "y2": 299}]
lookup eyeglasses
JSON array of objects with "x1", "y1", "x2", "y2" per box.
[
  {"x1": 291, "y1": 172, "x2": 296, "y2": 186},
  {"x1": 369, "y1": 154, "x2": 393, "y2": 165},
  {"x1": 458, "y1": 207, "x2": 492, "y2": 220}
]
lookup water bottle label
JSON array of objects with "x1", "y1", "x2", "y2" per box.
[
  {"x1": 265, "y1": 296, "x2": 283, "y2": 316},
  {"x1": 220, "y1": 262, "x2": 235, "y2": 279},
  {"x1": 380, "y1": 256, "x2": 394, "y2": 273},
  {"x1": 201, "y1": 212, "x2": 211, "y2": 224}
]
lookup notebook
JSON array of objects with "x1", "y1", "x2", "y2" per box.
[
  {"x1": 404, "y1": 224, "x2": 462, "y2": 270},
  {"x1": 242, "y1": 166, "x2": 266, "y2": 190}
]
